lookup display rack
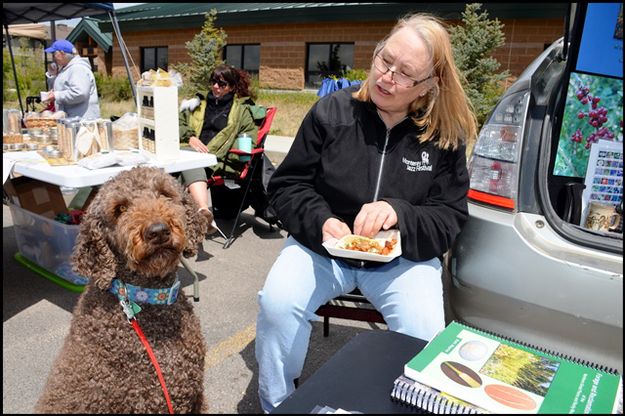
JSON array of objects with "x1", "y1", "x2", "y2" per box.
[{"x1": 136, "y1": 85, "x2": 180, "y2": 161}]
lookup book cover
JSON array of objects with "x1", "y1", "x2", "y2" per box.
[{"x1": 403, "y1": 321, "x2": 623, "y2": 414}]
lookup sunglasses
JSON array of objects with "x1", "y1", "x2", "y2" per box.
[{"x1": 210, "y1": 78, "x2": 229, "y2": 88}]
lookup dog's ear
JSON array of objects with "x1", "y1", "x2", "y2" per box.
[
  {"x1": 181, "y1": 190, "x2": 208, "y2": 258},
  {"x1": 72, "y1": 214, "x2": 117, "y2": 290}
]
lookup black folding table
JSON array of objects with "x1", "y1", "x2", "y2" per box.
[{"x1": 272, "y1": 330, "x2": 428, "y2": 414}]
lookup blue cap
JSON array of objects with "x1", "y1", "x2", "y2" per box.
[{"x1": 45, "y1": 39, "x2": 74, "y2": 54}]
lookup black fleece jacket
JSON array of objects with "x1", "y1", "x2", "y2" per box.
[{"x1": 268, "y1": 85, "x2": 470, "y2": 262}]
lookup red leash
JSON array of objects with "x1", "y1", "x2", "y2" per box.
[
  {"x1": 114, "y1": 280, "x2": 176, "y2": 414},
  {"x1": 130, "y1": 319, "x2": 174, "y2": 414}
]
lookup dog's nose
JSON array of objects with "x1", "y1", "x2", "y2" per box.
[{"x1": 144, "y1": 222, "x2": 171, "y2": 244}]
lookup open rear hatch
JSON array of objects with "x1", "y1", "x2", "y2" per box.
[{"x1": 540, "y1": 3, "x2": 622, "y2": 254}]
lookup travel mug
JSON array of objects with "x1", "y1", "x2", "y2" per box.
[{"x1": 236, "y1": 133, "x2": 252, "y2": 161}]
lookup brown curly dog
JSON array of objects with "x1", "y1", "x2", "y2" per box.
[{"x1": 35, "y1": 166, "x2": 209, "y2": 414}]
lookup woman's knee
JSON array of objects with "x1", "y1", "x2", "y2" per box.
[
  {"x1": 257, "y1": 288, "x2": 302, "y2": 327},
  {"x1": 372, "y1": 258, "x2": 445, "y2": 340},
  {"x1": 385, "y1": 294, "x2": 445, "y2": 341},
  {"x1": 257, "y1": 237, "x2": 334, "y2": 326}
]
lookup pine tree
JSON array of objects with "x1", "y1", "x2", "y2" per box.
[
  {"x1": 450, "y1": 3, "x2": 511, "y2": 128},
  {"x1": 176, "y1": 10, "x2": 227, "y2": 94}
]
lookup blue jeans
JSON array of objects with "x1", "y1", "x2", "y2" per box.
[{"x1": 255, "y1": 236, "x2": 445, "y2": 413}]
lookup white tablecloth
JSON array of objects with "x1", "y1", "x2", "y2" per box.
[{"x1": 3, "y1": 150, "x2": 217, "y2": 188}]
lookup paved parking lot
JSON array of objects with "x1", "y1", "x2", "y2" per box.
[{"x1": 3, "y1": 200, "x2": 385, "y2": 414}]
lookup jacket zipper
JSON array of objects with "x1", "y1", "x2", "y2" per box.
[
  {"x1": 373, "y1": 113, "x2": 408, "y2": 201},
  {"x1": 373, "y1": 129, "x2": 390, "y2": 201}
]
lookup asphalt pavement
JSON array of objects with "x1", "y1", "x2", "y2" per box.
[{"x1": 2, "y1": 142, "x2": 386, "y2": 414}]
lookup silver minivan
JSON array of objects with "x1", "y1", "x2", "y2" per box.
[{"x1": 448, "y1": 2, "x2": 623, "y2": 373}]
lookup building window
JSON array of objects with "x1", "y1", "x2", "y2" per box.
[
  {"x1": 306, "y1": 43, "x2": 354, "y2": 88},
  {"x1": 224, "y1": 44, "x2": 260, "y2": 75},
  {"x1": 141, "y1": 46, "x2": 168, "y2": 72}
]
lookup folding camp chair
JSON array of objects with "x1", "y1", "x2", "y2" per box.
[
  {"x1": 315, "y1": 288, "x2": 386, "y2": 337},
  {"x1": 207, "y1": 106, "x2": 278, "y2": 249}
]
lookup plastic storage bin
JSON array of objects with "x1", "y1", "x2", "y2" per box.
[{"x1": 9, "y1": 203, "x2": 88, "y2": 286}]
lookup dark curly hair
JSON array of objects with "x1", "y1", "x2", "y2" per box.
[{"x1": 212, "y1": 64, "x2": 255, "y2": 100}]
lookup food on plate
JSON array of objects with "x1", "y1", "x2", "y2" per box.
[{"x1": 336, "y1": 234, "x2": 398, "y2": 255}]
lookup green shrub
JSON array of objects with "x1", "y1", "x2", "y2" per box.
[
  {"x1": 343, "y1": 68, "x2": 368, "y2": 81},
  {"x1": 95, "y1": 73, "x2": 133, "y2": 102},
  {"x1": 450, "y1": 3, "x2": 511, "y2": 129},
  {"x1": 172, "y1": 9, "x2": 227, "y2": 96},
  {"x1": 3, "y1": 49, "x2": 13, "y2": 99},
  {"x1": 3, "y1": 43, "x2": 47, "y2": 102}
]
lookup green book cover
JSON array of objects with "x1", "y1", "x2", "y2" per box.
[{"x1": 404, "y1": 321, "x2": 623, "y2": 414}]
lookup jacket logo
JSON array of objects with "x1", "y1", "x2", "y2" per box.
[{"x1": 403, "y1": 152, "x2": 432, "y2": 172}]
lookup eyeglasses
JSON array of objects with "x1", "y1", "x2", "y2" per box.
[
  {"x1": 210, "y1": 77, "x2": 229, "y2": 88},
  {"x1": 373, "y1": 53, "x2": 431, "y2": 88}
]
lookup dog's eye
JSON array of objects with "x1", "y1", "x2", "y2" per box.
[{"x1": 115, "y1": 205, "x2": 127, "y2": 216}]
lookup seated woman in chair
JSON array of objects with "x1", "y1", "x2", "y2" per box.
[
  {"x1": 179, "y1": 64, "x2": 266, "y2": 222},
  {"x1": 254, "y1": 13, "x2": 477, "y2": 413}
]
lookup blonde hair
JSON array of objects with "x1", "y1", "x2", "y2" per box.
[{"x1": 354, "y1": 13, "x2": 477, "y2": 151}]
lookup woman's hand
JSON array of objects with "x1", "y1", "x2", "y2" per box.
[
  {"x1": 353, "y1": 200, "x2": 398, "y2": 237},
  {"x1": 189, "y1": 136, "x2": 209, "y2": 153},
  {"x1": 322, "y1": 217, "x2": 352, "y2": 242}
]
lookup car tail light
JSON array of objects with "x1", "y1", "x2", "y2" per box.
[{"x1": 467, "y1": 91, "x2": 530, "y2": 210}]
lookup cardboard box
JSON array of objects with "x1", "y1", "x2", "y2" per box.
[{"x1": 4, "y1": 176, "x2": 69, "y2": 219}]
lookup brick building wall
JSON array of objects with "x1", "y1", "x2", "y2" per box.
[
  {"x1": 110, "y1": 17, "x2": 564, "y2": 90},
  {"x1": 492, "y1": 18, "x2": 565, "y2": 78}
]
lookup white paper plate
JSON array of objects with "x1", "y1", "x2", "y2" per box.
[{"x1": 323, "y1": 229, "x2": 401, "y2": 263}]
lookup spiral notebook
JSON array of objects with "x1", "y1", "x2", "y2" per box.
[{"x1": 390, "y1": 321, "x2": 623, "y2": 414}]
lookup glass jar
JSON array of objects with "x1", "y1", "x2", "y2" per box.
[{"x1": 7, "y1": 109, "x2": 22, "y2": 133}]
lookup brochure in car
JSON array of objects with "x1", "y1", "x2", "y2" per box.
[{"x1": 322, "y1": 229, "x2": 401, "y2": 263}]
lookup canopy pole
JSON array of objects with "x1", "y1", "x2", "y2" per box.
[
  {"x1": 108, "y1": 10, "x2": 136, "y2": 101},
  {"x1": 3, "y1": 22, "x2": 25, "y2": 117}
]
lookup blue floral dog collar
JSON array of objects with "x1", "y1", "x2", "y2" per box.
[{"x1": 110, "y1": 277, "x2": 181, "y2": 306}]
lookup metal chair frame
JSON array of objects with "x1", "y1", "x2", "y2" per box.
[{"x1": 315, "y1": 288, "x2": 386, "y2": 337}]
